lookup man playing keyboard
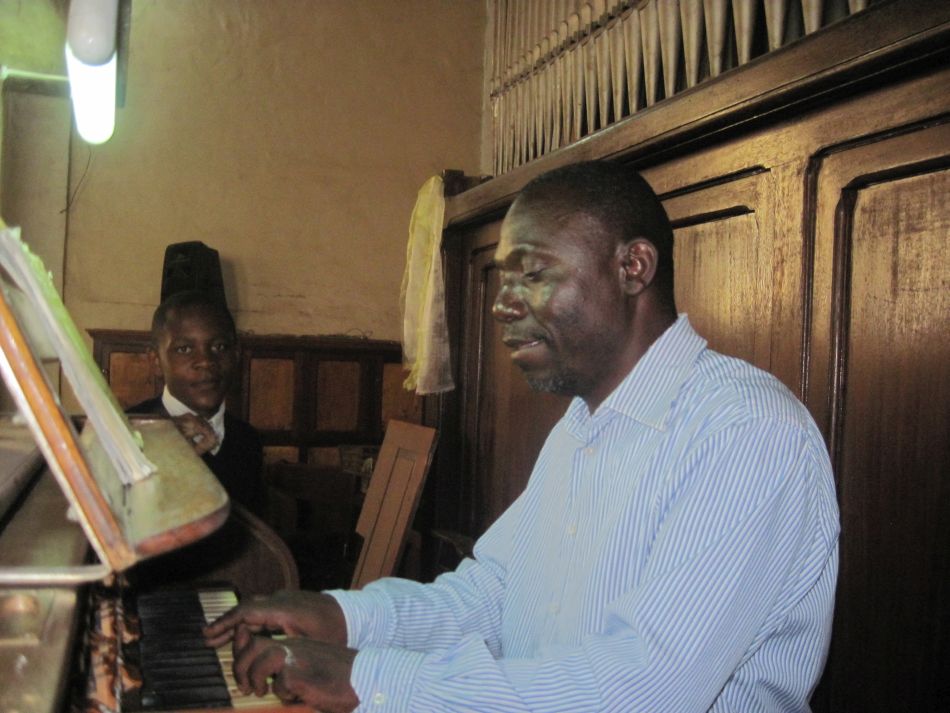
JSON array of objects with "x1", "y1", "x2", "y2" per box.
[{"x1": 204, "y1": 162, "x2": 839, "y2": 713}]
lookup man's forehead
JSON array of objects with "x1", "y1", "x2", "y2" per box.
[
  {"x1": 497, "y1": 205, "x2": 597, "y2": 260},
  {"x1": 164, "y1": 306, "x2": 232, "y2": 334}
]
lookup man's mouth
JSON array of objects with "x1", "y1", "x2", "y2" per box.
[
  {"x1": 191, "y1": 379, "x2": 222, "y2": 391},
  {"x1": 502, "y1": 335, "x2": 547, "y2": 359}
]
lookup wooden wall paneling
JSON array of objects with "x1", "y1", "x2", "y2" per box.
[
  {"x1": 106, "y1": 351, "x2": 157, "y2": 408},
  {"x1": 89, "y1": 331, "x2": 407, "y2": 467},
  {"x1": 381, "y1": 362, "x2": 423, "y2": 427},
  {"x1": 661, "y1": 169, "x2": 775, "y2": 370},
  {"x1": 646, "y1": 64, "x2": 950, "y2": 395},
  {"x1": 459, "y1": 223, "x2": 506, "y2": 536},
  {"x1": 361, "y1": 355, "x2": 385, "y2": 441},
  {"x1": 806, "y1": 119, "x2": 950, "y2": 712},
  {"x1": 246, "y1": 356, "x2": 296, "y2": 432},
  {"x1": 763, "y1": 160, "x2": 811, "y2": 396},
  {"x1": 90, "y1": 330, "x2": 162, "y2": 409},
  {"x1": 314, "y1": 360, "x2": 361, "y2": 433},
  {"x1": 438, "y1": 7, "x2": 950, "y2": 707},
  {"x1": 264, "y1": 446, "x2": 303, "y2": 466}
]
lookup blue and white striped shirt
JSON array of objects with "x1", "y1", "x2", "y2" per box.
[{"x1": 331, "y1": 316, "x2": 839, "y2": 712}]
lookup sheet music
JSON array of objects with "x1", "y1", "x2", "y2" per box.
[{"x1": 0, "y1": 226, "x2": 156, "y2": 485}]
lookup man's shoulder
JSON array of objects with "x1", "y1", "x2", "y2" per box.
[
  {"x1": 221, "y1": 412, "x2": 263, "y2": 453},
  {"x1": 224, "y1": 411, "x2": 258, "y2": 435},
  {"x1": 687, "y1": 350, "x2": 813, "y2": 430}
]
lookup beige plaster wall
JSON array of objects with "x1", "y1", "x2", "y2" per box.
[{"x1": 61, "y1": 0, "x2": 485, "y2": 341}]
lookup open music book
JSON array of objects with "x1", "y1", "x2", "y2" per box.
[{"x1": 0, "y1": 226, "x2": 228, "y2": 578}]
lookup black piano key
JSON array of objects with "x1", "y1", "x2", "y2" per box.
[
  {"x1": 129, "y1": 587, "x2": 273, "y2": 711},
  {"x1": 143, "y1": 662, "x2": 224, "y2": 681},
  {"x1": 139, "y1": 635, "x2": 213, "y2": 654},
  {"x1": 144, "y1": 675, "x2": 234, "y2": 691},
  {"x1": 140, "y1": 684, "x2": 231, "y2": 709},
  {"x1": 142, "y1": 651, "x2": 222, "y2": 669},
  {"x1": 130, "y1": 589, "x2": 230, "y2": 711}
]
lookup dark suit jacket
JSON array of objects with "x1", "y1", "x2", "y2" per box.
[{"x1": 128, "y1": 396, "x2": 266, "y2": 517}]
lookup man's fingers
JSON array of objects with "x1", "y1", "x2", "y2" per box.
[
  {"x1": 233, "y1": 622, "x2": 252, "y2": 652},
  {"x1": 241, "y1": 640, "x2": 290, "y2": 697},
  {"x1": 171, "y1": 413, "x2": 219, "y2": 455},
  {"x1": 269, "y1": 670, "x2": 295, "y2": 703},
  {"x1": 203, "y1": 607, "x2": 243, "y2": 646},
  {"x1": 203, "y1": 605, "x2": 281, "y2": 648},
  {"x1": 232, "y1": 634, "x2": 263, "y2": 693}
]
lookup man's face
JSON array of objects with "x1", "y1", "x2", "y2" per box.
[
  {"x1": 492, "y1": 202, "x2": 630, "y2": 407},
  {"x1": 151, "y1": 305, "x2": 237, "y2": 418}
]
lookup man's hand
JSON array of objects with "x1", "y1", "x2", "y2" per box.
[
  {"x1": 203, "y1": 590, "x2": 348, "y2": 649},
  {"x1": 170, "y1": 413, "x2": 218, "y2": 455},
  {"x1": 234, "y1": 636, "x2": 359, "y2": 713}
]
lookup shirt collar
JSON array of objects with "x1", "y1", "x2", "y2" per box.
[
  {"x1": 566, "y1": 314, "x2": 706, "y2": 432},
  {"x1": 161, "y1": 386, "x2": 226, "y2": 454}
]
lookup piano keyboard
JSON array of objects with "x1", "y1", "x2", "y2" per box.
[{"x1": 134, "y1": 588, "x2": 285, "y2": 710}]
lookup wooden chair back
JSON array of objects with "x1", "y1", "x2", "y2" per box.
[{"x1": 350, "y1": 420, "x2": 437, "y2": 589}]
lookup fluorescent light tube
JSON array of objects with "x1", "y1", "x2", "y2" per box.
[{"x1": 65, "y1": 0, "x2": 119, "y2": 144}]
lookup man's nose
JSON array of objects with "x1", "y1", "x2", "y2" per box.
[
  {"x1": 492, "y1": 285, "x2": 526, "y2": 323},
  {"x1": 193, "y1": 347, "x2": 218, "y2": 369}
]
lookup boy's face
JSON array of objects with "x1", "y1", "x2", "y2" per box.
[{"x1": 150, "y1": 305, "x2": 237, "y2": 418}]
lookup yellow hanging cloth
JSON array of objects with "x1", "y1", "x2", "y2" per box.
[{"x1": 399, "y1": 176, "x2": 454, "y2": 394}]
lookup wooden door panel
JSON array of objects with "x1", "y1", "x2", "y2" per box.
[
  {"x1": 459, "y1": 222, "x2": 568, "y2": 536},
  {"x1": 663, "y1": 172, "x2": 774, "y2": 370},
  {"x1": 808, "y1": 120, "x2": 950, "y2": 712}
]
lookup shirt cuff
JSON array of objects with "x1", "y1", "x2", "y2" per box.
[
  {"x1": 326, "y1": 588, "x2": 394, "y2": 649},
  {"x1": 351, "y1": 646, "x2": 426, "y2": 711}
]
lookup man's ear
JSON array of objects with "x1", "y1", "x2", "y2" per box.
[{"x1": 618, "y1": 239, "x2": 658, "y2": 296}]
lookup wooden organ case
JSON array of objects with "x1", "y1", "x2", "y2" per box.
[
  {"x1": 0, "y1": 228, "x2": 301, "y2": 712},
  {"x1": 433, "y1": 1, "x2": 949, "y2": 711}
]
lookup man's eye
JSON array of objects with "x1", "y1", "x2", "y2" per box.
[
  {"x1": 523, "y1": 269, "x2": 544, "y2": 282},
  {"x1": 211, "y1": 342, "x2": 232, "y2": 353},
  {"x1": 174, "y1": 345, "x2": 191, "y2": 354}
]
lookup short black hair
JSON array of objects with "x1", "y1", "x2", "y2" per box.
[
  {"x1": 514, "y1": 161, "x2": 676, "y2": 307},
  {"x1": 150, "y1": 290, "x2": 235, "y2": 344}
]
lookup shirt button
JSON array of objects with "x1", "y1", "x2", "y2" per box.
[
  {"x1": 372, "y1": 692, "x2": 386, "y2": 705},
  {"x1": 567, "y1": 524, "x2": 577, "y2": 536},
  {"x1": 549, "y1": 603, "x2": 560, "y2": 614},
  {"x1": 584, "y1": 446, "x2": 594, "y2": 455}
]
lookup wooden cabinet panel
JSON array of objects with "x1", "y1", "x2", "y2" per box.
[
  {"x1": 90, "y1": 331, "x2": 421, "y2": 465},
  {"x1": 248, "y1": 358, "x2": 296, "y2": 431},
  {"x1": 807, "y1": 120, "x2": 950, "y2": 712},
  {"x1": 674, "y1": 214, "x2": 766, "y2": 365},
  {"x1": 439, "y1": 20, "x2": 949, "y2": 707},
  {"x1": 664, "y1": 172, "x2": 774, "y2": 370},
  {"x1": 107, "y1": 351, "x2": 158, "y2": 408},
  {"x1": 315, "y1": 361, "x2": 361, "y2": 432}
]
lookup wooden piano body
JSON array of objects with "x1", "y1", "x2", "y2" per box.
[
  {"x1": 0, "y1": 424, "x2": 89, "y2": 712},
  {"x1": 0, "y1": 227, "x2": 296, "y2": 711},
  {"x1": 0, "y1": 418, "x2": 239, "y2": 711}
]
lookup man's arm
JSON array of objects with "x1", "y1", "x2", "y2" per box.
[
  {"x1": 341, "y1": 421, "x2": 838, "y2": 712},
  {"x1": 328, "y1": 491, "x2": 523, "y2": 655}
]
